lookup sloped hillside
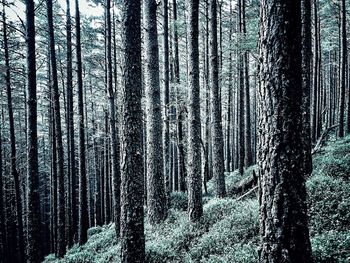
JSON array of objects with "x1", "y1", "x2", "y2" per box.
[{"x1": 45, "y1": 137, "x2": 350, "y2": 263}]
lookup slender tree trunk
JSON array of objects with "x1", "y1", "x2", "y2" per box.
[
  {"x1": 301, "y1": 0, "x2": 313, "y2": 176},
  {"x1": 65, "y1": 0, "x2": 76, "y2": 247},
  {"x1": 75, "y1": 0, "x2": 89, "y2": 246},
  {"x1": 210, "y1": 0, "x2": 226, "y2": 198},
  {"x1": 312, "y1": 0, "x2": 319, "y2": 142},
  {"x1": 144, "y1": 0, "x2": 167, "y2": 225},
  {"x1": 187, "y1": 0, "x2": 202, "y2": 222},
  {"x1": 120, "y1": 0, "x2": 145, "y2": 261},
  {"x1": 47, "y1": 0, "x2": 66, "y2": 256},
  {"x1": 242, "y1": 0, "x2": 253, "y2": 167},
  {"x1": 173, "y1": 0, "x2": 180, "y2": 83},
  {"x1": 238, "y1": 0, "x2": 245, "y2": 175},
  {"x1": 3, "y1": 4, "x2": 25, "y2": 261},
  {"x1": 105, "y1": 0, "x2": 121, "y2": 235},
  {"x1": 26, "y1": 0, "x2": 42, "y2": 261},
  {"x1": 258, "y1": 0, "x2": 313, "y2": 261},
  {"x1": 162, "y1": 0, "x2": 171, "y2": 209},
  {"x1": 339, "y1": 0, "x2": 347, "y2": 137},
  {"x1": 0, "y1": 110, "x2": 6, "y2": 263}
]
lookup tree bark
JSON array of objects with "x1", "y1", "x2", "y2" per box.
[
  {"x1": 75, "y1": 0, "x2": 89, "y2": 245},
  {"x1": 3, "y1": 4, "x2": 25, "y2": 261},
  {"x1": 258, "y1": 0, "x2": 313, "y2": 261},
  {"x1": 187, "y1": 0, "x2": 202, "y2": 221},
  {"x1": 162, "y1": 0, "x2": 171, "y2": 209},
  {"x1": 209, "y1": 0, "x2": 226, "y2": 198},
  {"x1": 301, "y1": 0, "x2": 313, "y2": 177},
  {"x1": 143, "y1": 0, "x2": 167, "y2": 225},
  {"x1": 65, "y1": 0, "x2": 76, "y2": 247},
  {"x1": 339, "y1": 0, "x2": 347, "y2": 136},
  {"x1": 26, "y1": 0, "x2": 43, "y2": 261},
  {"x1": 120, "y1": 0, "x2": 145, "y2": 261}
]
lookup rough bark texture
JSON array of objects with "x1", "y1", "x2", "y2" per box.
[
  {"x1": 0, "y1": 122, "x2": 5, "y2": 262},
  {"x1": 301, "y1": 0, "x2": 313, "y2": 176},
  {"x1": 47, "y1": 0, "x2": 66, "y2": 257},
  {"x1": 258, "y1": 0, "x2": 313, "y2": 262},
  {"x1": 209, "y1": 0, "x2": 226, "y2": 198},
  {"x1": 120, "y1": 0, "x2": 145, "y2": 261},
  {"x1": 242, "y1": 0, "x2": 253, "y2": 167},
  {"x1": 3, "y1": 5, "x2": 25, "y2": 261},
  {"x1": 162, "y1": 0, "x2": 171, "y2": 209},
  {"x1": 238, "y1": 0, "x2": 245, "y2": 175},
  {"x1": 173, "y1": 0, "x2": 180, "y2": 83},
  {"x1": 187, "y1": 0, "x2": 203, "y2": 222},
  {"x1": 75, "y1": 0, "x2": 89, "y2": 246},
  {"x1": 144, "y1": 0, "x2": 167, "y2": 225},
  {"x1": 26, "y1": 0, "x2": 42, "y2": 261},
  {"x1": 338, "y1": 0, "x2": 347, "y2": 137},
  {"x1": 105, "y1": 0, "x2": 121, "y2": 235},
  {"x1": 65, "y1": 0, "x2": 76, "y2": 247},
  {"x1": 312, "y1": 0, "x2": 319, "y2": 142}
]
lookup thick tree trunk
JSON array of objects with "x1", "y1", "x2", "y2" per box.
[
  {"x1": 120, "y1": 0, "x2": 145, "y2": 261},
  {"x1": 144, "y1": 0, "x2": 167, "y2": 225},
  {"x1": 187, "y1": 0, "x2": 202, "y2": 222},
  {"x1": 258, "y1": 0, "x2": 313, "y2": 261},
  {"x1": 75, "y1": 0, "x2": 89, "y2": 245},
  {"x1": 26, "y1": 0, "x2": 42, "y2": 261},
  {"x1": 209, "y1": 0, "x2": 225, "y2": 198}
]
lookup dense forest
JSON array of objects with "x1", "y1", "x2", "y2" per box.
[{"x1": 0, "y1": 0, "x2": 349, "y2": 262}]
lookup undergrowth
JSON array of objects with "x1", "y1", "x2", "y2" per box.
[{"x1": 44, "y1": 136, "x2": 350, "y2": 263}]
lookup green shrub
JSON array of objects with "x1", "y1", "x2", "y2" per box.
[
  {"x1": 312, "y1": 230, "x2": 350, "y2": 263},
  {"x1": 307, "y1": 174, "x2": 350, "y2": 234},
  {"x1": 190, "y1": 199, "x2": 259, "y2": 262},
  {"x1": 170, "y1": 191, "x2": 188, "y2": 211}
]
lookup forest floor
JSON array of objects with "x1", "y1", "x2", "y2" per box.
[{"x1": 45, "y1": 136, "x2": 350, "y2": 263}]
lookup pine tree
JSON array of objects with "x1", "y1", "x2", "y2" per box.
[
  {"x1": 187, "y1": 0, "x2": 202, "y2": 221},
  {"x1": 120, "y1": 0, "x2": 145, "y2": 261},
  {"x1": 258, "y1": 0, "x2": 313, "y2": 261},
  {"x1": 75, "y1": 0, "x2": 89, "y2": 245},
  {"x1": 209, "y1": 0, "x2": 225, "y2": 197},
  {"x1": 144, "y1": 0, "x2": 167, "y2": 225},
  {"x1": 26, "y1": 0, "x2": 42, "y2": 261}
]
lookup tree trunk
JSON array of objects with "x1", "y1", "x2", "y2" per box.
[
  {"x1": 242, "y1": 0, "x2": 253, "y2": 167},
  {"x1": 162, "y1": 0, "x2": 171, "y2": 209},
  {"x1": 3, "y1": 4, "x2": 25, "y2": 261},
  {"x1": 105, "y1": 0, "x2": 120, "y2": 234},
  {"x1": 75, "y1": 0, "x2": 89, "y2": 245},
  {"x1": 187, "y1": 0, "x2": 202, "y2": 222},
  {"x1": 120, "y1": 0, "x2": 145, "y2": 261},
  {"x1": 258, "y1": 0, "x2": 313, "y2": 261},
  {"x1": 26, "y1": 0, "x2": 43, "y2": 261},
  {"x1": 65, "y1": 0, "x2": 76, "y2": 247},
  {"x1": 210, "y1": 0, "x2": 226, "y2": 198},
  {"x1": 301, "y1": 0, "x2": 313, "y2": 176},
  {"x1": 173, "y1": 0, "x2": 180, "y2": 83},
  {"x1": 144, "y1": 0, "x2": 167, "y2": 225},
  {"x1": 238, "y1": 0, "x2": 245, "y2": 175},
  {"x1": 339, "y1": 0, "x2": 347, "y2": 137}
]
